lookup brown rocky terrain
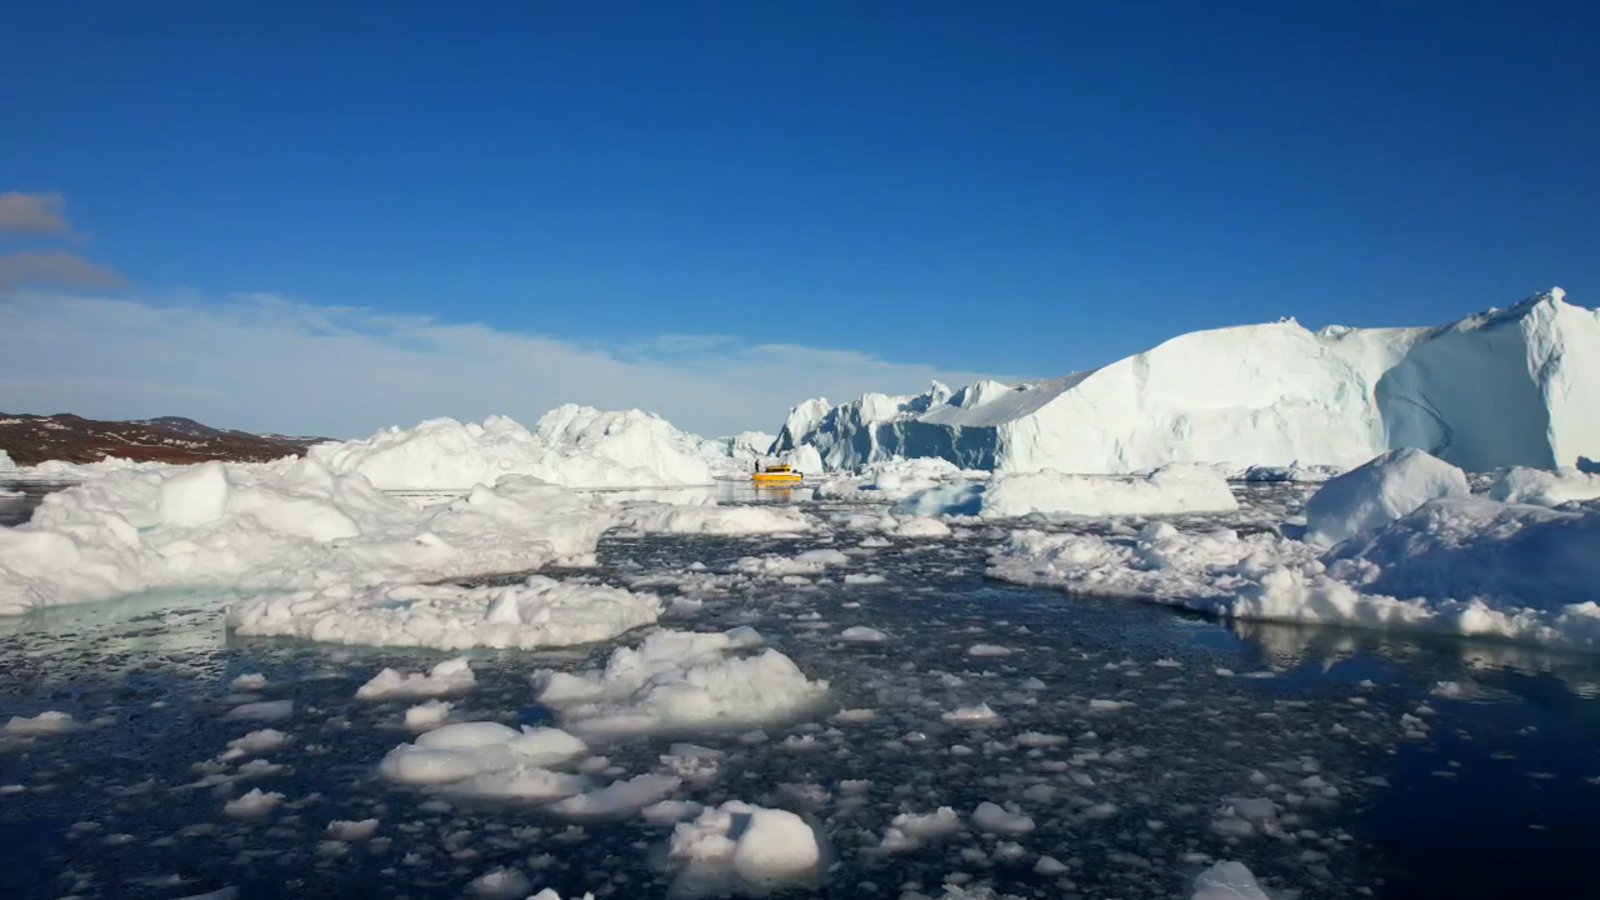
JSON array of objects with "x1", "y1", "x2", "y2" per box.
[{"x1": 0, "y1": 413, "x2": 328, "y2": 467}]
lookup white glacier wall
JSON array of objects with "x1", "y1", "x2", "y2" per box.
[{"x1": 771, "y1": 289, "x2": 1600, "y2": 474}]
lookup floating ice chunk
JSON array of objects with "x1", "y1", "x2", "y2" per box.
[
  {"x1": 893, "y1": 516, "x2": 953, "y2": 538},
  {"x1": 966, "y1": 644, "x2": 1011, "y2": 657},
  {"x1": 843, "y1": 573, "x2": 888, "y2": 585},
  {"x1": 172, "y1": 888, "x2": 240, "y2": 900},
  {"x1": 222, "y1": 729, "x2": 289, "y2": 759},
  {"x1": 325, "y1": 819, "x2": 379, "y2": 841},
  {"x1": 880, "y1": 807, "x2": 963, "y2": 853},
  {"x1": 379, "y1": 722, "x2": 588, "y2": 793},
  {"x1": 619, "y1": 503, "x2": 814, "y2": 535},
  {"x1": 230, "y1": 673, "x2": 267, "y2": 691},
  {"x1": 972, "y1": 801, "x2": 1034, "y2": 835},
  {"x1": 404, "y1": 700, "x2": 454, "y2": 731},
  {"x1": 535, "y1": 628, "x2": 829, "y2": 739},
  {"x1": 232, "y1": 576, "x2": 662, "y2": 651},
  {"x1": 550, "y1": 774, "x2": 682, "y2": 820},
  {"x1": 357, "y1": 658, "x2": 475, "y2": 700},
  {"x1": 840, "y1": 626, "x2": 889, "y2": 643},
  {"x1": 980, "y1": 465, "x2": 1239, "y2": 518},
  {"x1": 1035, "y1": 855, "x2": 1069, "y2": 875},
  {"x1": 733, "y1": 549, "x2": 849, "y2": 577},
  {"x1": 527, "y1": 891, "x2": 595, "y2": 900},
  {"x1": 1191, "y1": 861, "x2": 1271, "y2": 900},
  {"x1": 669, "y1": 801, "x2": 823, "y2": 897},
  {"x1": 942, "y1": 704, "x2": 1000, "y2": 724},
  {"x1": 1490, "y1": 466, "x2": 1600, "y2": 507},
  {"x1": 4, "y1": 711, "x2": 74, "y2": 735},
  {"x1": 222, "y1": 788, "x2": 284, "y2": 819},
  {"x1": 643, "y1": 799, "x2": 706, "y2": 825},
  {"x1": 224, "y1": 700, "x2": 293, "y2": 722},
  {"x1": 1305, "y1": 448, "x2": 1470, "y2": 546},
  {"x1": 466, "y1": 867, "x2": 532, "y2": 900},
  {"x1": 1088, "y1": 699, "x2": 1131, "y2": 712}
]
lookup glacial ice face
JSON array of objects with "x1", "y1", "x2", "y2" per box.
[{"x1": 772, "y1": 289, "x2": 1600, "y2": 474}]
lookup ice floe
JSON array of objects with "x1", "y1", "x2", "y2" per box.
[
  {"x1": 893, "y1": 464, "x2": 1237, "y2": 520},
  {"x1": 230, "y1": 576, "x2": 662, "y2": 650},
  {"x1": 535, "y1": 628, "x2": 829, "y2": 739},
  {"x1": 992, "y1": 450, "x2": 1600, "y2": 650}
]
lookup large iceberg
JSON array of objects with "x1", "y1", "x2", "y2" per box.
[
  {"x1": 308, "y1": 405, "x2": 716, "y2": 490},
  {"x1": 771, "y1": 289, "x2": 1600, "y2": 474}
]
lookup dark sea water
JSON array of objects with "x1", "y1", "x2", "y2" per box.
[{"x1": 1, "y1": 485, "x2": 1597, "y2": 899}]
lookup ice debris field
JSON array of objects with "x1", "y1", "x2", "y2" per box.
[{"x1": 3, "y1": 289, "x2": 1600, "y2": 900}]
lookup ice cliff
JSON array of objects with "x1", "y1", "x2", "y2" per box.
[{"x1": 771, "y1": 289, "x2": 1600, "y2": 473}]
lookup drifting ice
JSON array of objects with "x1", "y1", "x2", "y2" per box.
[{"x1": 991, "y1": 450, "x2": 1600, "y2": 651}]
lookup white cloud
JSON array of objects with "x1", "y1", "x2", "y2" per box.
[
  {"x1": 0, "y1": 292, "x2": 1029, "y2": 438},
  {"x1": 0, "y1": 192, "x2": 70, "y2": 235}
]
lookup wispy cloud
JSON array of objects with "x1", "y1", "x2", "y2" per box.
[
  {"x1": 0, "y1": 191, "x2": 123, "y2": 290},
  {"x1": 0, "y1": 249, "x2": 126, "y2": 291},
  {"x1": 0, "y1": 192, "x2": 70, "y2": 236},
  {"x1": 0, "y1": 291, "x2": 1030, "y2": 438}
]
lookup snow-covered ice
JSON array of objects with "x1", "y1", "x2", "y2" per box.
[
  {"x1": 0, "y1": 461, "x2": 615, "y2": 614},
  {"x1": 992, "y1": 450, "x2": 1600, "y2": 651},
  {"x1": 1303, "y1": 448, "x2": 1470, "y2": 545},
  {"x1": 1489, "y1": 466, "x2": 1600, "y2": 507}
]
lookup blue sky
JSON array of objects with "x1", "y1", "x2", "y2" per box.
[{"x1": 3, "y1": 2, "x2": 1597, "y2": 435}]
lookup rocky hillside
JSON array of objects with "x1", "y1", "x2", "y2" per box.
[{"x1": 0, "y1": 413, "x2": 327, "y2": 466}]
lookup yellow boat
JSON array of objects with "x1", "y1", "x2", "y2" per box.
[{"x1": 751, "y1": 462, "x2": 804, "y2": 485}]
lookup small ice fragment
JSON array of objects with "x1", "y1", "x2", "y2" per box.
[
  {"x1": 972, "y1": 801, "x2": 1034, "y2": 835},
  {"x1": 942, "y1": 703, "x2": 1000, "y2": 724},
  {"x1": 224, "y1": 700, "x2": 293, "y2": 722},
  {"x1": 356, "y1": 658, "x2": 475, "y2": 701},
  {"x1": 966, "y1": 644, "x2": 1012, "y2": 657},
  {"x1": 1191, "y1": 860, "x2": 1271, "y2": 900},
  {"x1": 325, "y1": 818, "x2": 379, "y2": 841},
  {"x1": 222, "y1": 788, "x2": 284, "y2": 820}
]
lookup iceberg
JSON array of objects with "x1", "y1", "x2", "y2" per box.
[
  {"x1": 308, "y1": 405, "x2": 715, "y2": 490},
  {"x1": 772, "y1": 289, "x2": 1600, "y2": 474}
]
